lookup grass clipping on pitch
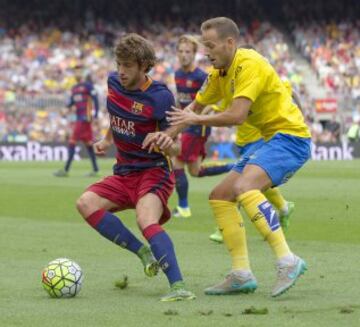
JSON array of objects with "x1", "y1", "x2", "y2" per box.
[{"x1": 114, "y1": 275, "x2": 128, "y2": 289}]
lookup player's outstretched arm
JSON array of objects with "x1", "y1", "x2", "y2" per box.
[
  {"x1": 188, "y1": 100, "x2": 206, "y2": 114},
  {"x1": 93, "y1": 127, "x2": 113, "y2": 156},
  {"x1": 167, "y1": 97, "x2": 252, "y2": 127},
  {"x1": 142, "y1": 100, "x2": 205, "y2": 152},
  {"x1": 200, "y1": 104, "x2": 216, "y2": 115},
  {"x1": 164, "y1": 100, "x2": 205, "y2": 139}
]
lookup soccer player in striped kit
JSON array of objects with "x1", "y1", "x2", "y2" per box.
[
  {"x1": 54, "y1": 65, "x2": 99, "y2": 177},
  {"x1": 76, "y1": 34, "x2": 195, "y2": 302},
  {"x1": 173, "y1": 35, "x2": 233, "y2": 218}
]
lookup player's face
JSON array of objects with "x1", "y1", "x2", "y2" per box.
[
  {"x1": 177, "y1": 42, "x2": 196, "y2": 69},
  {"x1": 74, "y1": 68, "x2": 83, "y2": 81},
  {"x1": 117, "y1": 59, "x2": 146, "y2": 90},
  {"x1": 201, "y1": 28, "x2": 234, "y2": 70}
]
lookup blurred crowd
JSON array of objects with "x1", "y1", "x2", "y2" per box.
[
  {"x1": 293, "y1": 21, "x2": 360, "y2": 103},
  {"x1": 284, "y1": 0, "x2": 360, "y2": 144},
  {"x1": 0, "y1": 0, "x2": 358, "y2": 145},
  {"x1": 0, "y1": 16, "x2": 309, "y2": 144}
]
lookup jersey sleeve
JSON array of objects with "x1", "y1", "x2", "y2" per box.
[
  {"x1": 66, "y1": 94, "x2": 74, "y2": 108},
  {"x1": 282, "y1": 80, "x2": 292, "y2": 96},
  {"x1": 195, "y1": 71, "x2": 222, "y2": 105},
  {"x1": 88, "y1": 83, "x2": 99, "y2": 118},
  {"x1": 107, "y1": 72, "x2": 117, "y2": 93},
  {"x1": 157, "y1": 90, "x2": 175, "y2": 131},
  {"x1": 198, "y1": 69, "x2": 208, "y2": 85},
  {"x1": 233, "y1": 58, "x2": 265, "y2": 103},
  {"x1": 173, "y1": 74, "x2": 180, "y2": 106}
]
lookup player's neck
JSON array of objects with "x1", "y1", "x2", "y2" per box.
[
  {"x1": 223, "y1": 49, "x2": 237, "y2": 73},
  {"x1": 181, "y1": 64, "x2": 195, "y2": 73},
  {"x1": 127, "y1": 75, "x2": 148, "y2": 91}
]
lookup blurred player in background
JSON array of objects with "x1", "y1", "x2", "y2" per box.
[
  {"x1": 151, "y1": 17, "x2": 311, "y2": 298},
  {"x1": 173, "y1": 35, "x2": 233, "y2": 218},
  {"x1": 54, "y1": 65, "x2": 99, "y2": 177},
  {"x1": 76, "y1": 34, "x2": 195, "y2": 302}
]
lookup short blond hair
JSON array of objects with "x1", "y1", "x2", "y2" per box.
[
  {"x1": 201, "y1": 17, "x2": 240, "y2": 41},
  {"x1": 176, "y1": 34, "x2": 200, "y2": 53}
]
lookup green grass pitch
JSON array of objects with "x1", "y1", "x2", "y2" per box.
[{"x1": 0, "y1": 159, "x2": 360, "y2": 327}]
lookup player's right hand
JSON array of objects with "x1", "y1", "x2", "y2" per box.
[
  {"x1": 93, "y1": 139, "x2": 111, "y2": 156},
  {"x1": 142, "y1": 132, "x2": 174, "y2": 153}
]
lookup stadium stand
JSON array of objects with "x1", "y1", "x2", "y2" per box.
[{"x1": 0, "y1": 0, "x2": 358, "y2": 144}]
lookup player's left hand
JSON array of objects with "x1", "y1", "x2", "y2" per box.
[
  {"x1": 167, "y1": 106, "x2": 200, "y2": 126},
  {"x1": 142, "y1": 132, "x2": 174, "y2": 153}
]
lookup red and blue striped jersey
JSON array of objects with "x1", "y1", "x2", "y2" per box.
[
  {"x1": 107, "y1": 72, "x2": 174, "y2": 175},
  {"x1": 67, "y1": 82, "x2": 99, "y2": 122},
  {"x1": 175, "y1": 67, "x2": 211, "y2": 137}
]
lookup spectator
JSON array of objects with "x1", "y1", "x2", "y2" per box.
[
  {"x1": 347, "y1": 117, "x2": 360, "y2": 142},
  {"x1": 324, "y1": 114, "x2": 341, "y2": 142}
]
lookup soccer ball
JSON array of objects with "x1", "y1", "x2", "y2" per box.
[{"x1": 41, "y1": 258, "x2": 84, "y2": 298}]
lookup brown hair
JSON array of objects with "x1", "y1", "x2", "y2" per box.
[
  {"x1": 201, "y1": 17, "x2": 240, "y2": 41},
  {"x1": 176, "y1": 34, "x2": 199, "y2": 53},
  {"x1": 114, "y1": 33, "x2": 156, "y2": 73}
]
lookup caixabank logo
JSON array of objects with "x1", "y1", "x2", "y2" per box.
[
  {"x1": 204, "y1": 141, "x2": 360, "y2": 161},
  {"x1": 1, "y1": 141, "x2": 359, "y2": 161},
  {"x1": 311, "y1": 142, "x2": 356, "y2": 160},
  {"x1": 0, "y1": 142, "x2": 81, "y2": 161}
]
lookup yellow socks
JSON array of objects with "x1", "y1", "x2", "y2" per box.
[
  {"x1": 237, "y1": 190, "x2": 291, "y2": 259},
  {"x1": 209, "y1": 200, "x2": 250, "y2": 271},
  {"x1": 263, "y1": 187, "x2": 287, "y2": 212}
]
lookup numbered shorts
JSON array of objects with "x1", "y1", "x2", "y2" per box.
[
  {"x1": 232, "y1": 133, "x2": 311, "y2": 186},
  {"x1": 87, "y1": 167, "x2": 175, "y2": 224}
]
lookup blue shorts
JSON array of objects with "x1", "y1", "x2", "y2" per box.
[
  {"x1": 233, "y1": 139, "x2": 265, "y2": 173},
  {"x1": 233, "y1": 133, "x2": 311, "y2": 186},
  {"x1": 237, "y1": 138, "x2": 265, "y2": 157}
]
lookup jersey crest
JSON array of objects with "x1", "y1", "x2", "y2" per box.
[
  {"x1": 235, "y1": 65, "x2": 242, "y2": 78},
  {"x1": 132, "y1": 101, "x2": 144, "y2": 114},
  {"x1": 186, "y1": 80, "x2": 193, "y2": 88}
]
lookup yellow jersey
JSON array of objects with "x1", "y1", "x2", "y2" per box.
[
  {"x1": 212, "y1": 101, "x2": 262, "y2": 146},
  {"x1": 282, "y1": 79, "x2": 292, "y2": 96},
  {"x1": 196, "y1": 48, "x2": 311, "y2": 140},
  {"x1": 234, "y1": 123, "x2": 263, "y2": 146}
]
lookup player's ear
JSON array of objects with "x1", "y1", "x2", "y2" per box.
[
  {"x1": 140, "y1": 62, "x2": 149, "y2": 74},
  {"x1": 226, "y1": 37, "x2": 236, "y2": 48}
]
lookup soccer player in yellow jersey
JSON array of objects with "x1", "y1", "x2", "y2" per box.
[
  {"x1": 163, "y1": 17, "x2": 311, "y2": 297},
  {"x1": 209, "y1": 75, "x2": 302, "y2": 243}
]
